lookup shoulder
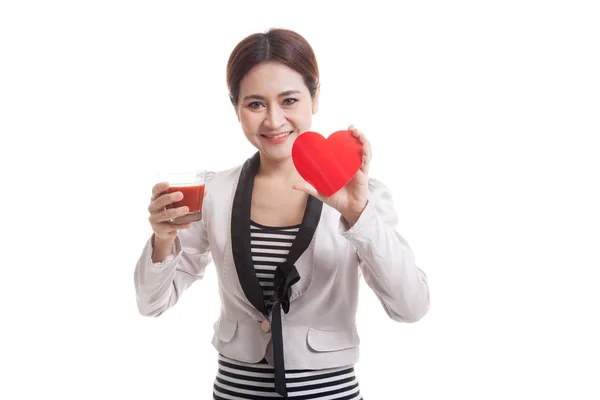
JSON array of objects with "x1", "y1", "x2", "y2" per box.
[
  {"x1": 367, "y1": 176, "x2": 395, "y2": 202},
  {"x1": 365, "y1": 176, "x2": 399, "y2": 226},
  {"x1": 367, "y1": 176, "x2": 389, "y2": 192},
  {"x1": 204, "y1": 163, "x2": 244, "y2": 191},
  {"x1": 205, "y1": 151, "x2": 259, "y2": 187},
  {"x1": 206, "y1": 164, "x2": 242, "y2": 184},
  {"x1": 202, "y1": 161, "x2": 246, "y2": 206},
  {"x1": 323, "y1": 177, "x2": 400, "y2": 228}
]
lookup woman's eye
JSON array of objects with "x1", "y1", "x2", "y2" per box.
[
  {"x1": 248, "y1": 102, "x2": 263, "y2": 109},
  {"x1": 283, "y1": 98, "x2": 298, "y2": 105}
]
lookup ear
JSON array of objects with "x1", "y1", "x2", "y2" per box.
[
  {"x1": 234, "y1": 103, "x2": 240, "y2": 122},
  {"x1": 311, "y1": 84, "x2": 320, "y2": 114}
]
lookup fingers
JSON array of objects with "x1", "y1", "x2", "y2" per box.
[
  {"x1": 148, "y1": 190, "x2": 184, "y2": 213},
  {"x1": 348, "y1": 124, "x2": 372, "y2": 173},
  {"x1": 151, "y1": 182, "x2": 170, "y2": 201},
  {"x1": 292, "y1": 181, "x2": 324, "y2": 201},
  {"x1": 148, "y1": 183, "x2": 189, "y2": 227},
  {"x1": 348, "y1": 124, "x2": 368, "y2": 147},
  {"x1": 149, "y1": 205, "x2": 189, "y2": 225},
  {"x1": 149, "y1": 206, "x2": 192, "y2": 238},
  {"x1": 148, "y1": 182, "x2": 201, "y2": 240},
  {"x1": 362, "y1": 138, "x2": 372, "y2": 169}
]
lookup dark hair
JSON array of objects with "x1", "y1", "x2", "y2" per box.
[{"x1": 226, "y1": 28, "x2": 320, "y2": 106}]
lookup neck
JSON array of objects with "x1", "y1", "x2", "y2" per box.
[{"x1": 256, "y1": 153, "x2": 300, "y2": 182}]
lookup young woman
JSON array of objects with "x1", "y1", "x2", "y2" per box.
[{"x1": 134, "y1": 28, "x2": 430, "y2": 399}]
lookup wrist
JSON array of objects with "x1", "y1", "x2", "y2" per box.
[
  {"x1": 342, "y1": 214, "x2": 359, "y2": 227},
  {"x1": 151, "y1": 234, "x2": 176, "y2": 263},
  {"x1": 341, "y1": 203, "x2": 367, "y2": 228},
  {"x1": 152, "y1": 233, "x2": 174, "y2": 247}
]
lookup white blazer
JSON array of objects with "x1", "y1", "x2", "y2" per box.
[{"x1": 134, "y1": 152, "x2": 430, "y2": 371}]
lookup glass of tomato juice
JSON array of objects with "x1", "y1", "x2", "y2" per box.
[{"x1": 156, "y1": 169, "x2": 207, "y2": 224}]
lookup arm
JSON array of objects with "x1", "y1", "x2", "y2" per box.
[
  {"x1": 133, "y1": 217, "x2": 212, "y2": 317},
  {"x1": 339, "y1": 178, "x2": 430, "y2": 322}
]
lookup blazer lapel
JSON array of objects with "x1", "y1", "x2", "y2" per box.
[
  {"x1": 279, "y1": 193, "x2": 322, "y2": 303},
  {"x1": 231, "y1": 152, "x2": 269, "y2": 316}
]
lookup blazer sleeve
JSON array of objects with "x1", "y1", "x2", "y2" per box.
[
  {"x1": 339, "y1": 178, "x2": 430, "y2": 322},
  {"x1": 133, "y1": 214, "x2": 212, "y2": 317}
]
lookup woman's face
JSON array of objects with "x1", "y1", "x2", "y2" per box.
[{"x1": 236, "y1": 61, "x2": 319, "y2": 163}]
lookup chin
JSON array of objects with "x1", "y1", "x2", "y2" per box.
[{"x1": 262, "y1": 148, "x2": 293, "y2": 162}]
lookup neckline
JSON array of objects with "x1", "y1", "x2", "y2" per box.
[{"x1": 250, "y1": 219, "x2": 302, "y2": 230}]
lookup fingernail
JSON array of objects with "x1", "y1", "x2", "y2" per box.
[{"x1": 349, "y1": 124, "x2": 355, "y2": 130}]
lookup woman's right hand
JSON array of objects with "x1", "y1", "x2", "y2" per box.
[{"x1": 148, "y1": 182, "x2": 192, "y2": 242}]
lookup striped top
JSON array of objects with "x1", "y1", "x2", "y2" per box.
[
  {"x1": 212, "y1": 220, "x2": 363, "y2": 399},
  {"x1": 250, "y1": 219, "x2": 299, "y2": 309}
]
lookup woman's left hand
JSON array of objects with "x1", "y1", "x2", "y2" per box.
[{"x1": 293, "y1": 124, "x2": 372, "y2": 227}]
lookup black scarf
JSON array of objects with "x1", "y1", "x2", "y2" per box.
[{"x1": 230, "y1": 152, "x2": 323, "y2": 397}]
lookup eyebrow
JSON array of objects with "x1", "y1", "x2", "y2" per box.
[{"x1": 242, "y1": 90, "x2": 301, "y2": 102}]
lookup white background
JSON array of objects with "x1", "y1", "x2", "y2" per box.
[{"x1": 1, "y1": 1, "x2": 599, "y2": 399}]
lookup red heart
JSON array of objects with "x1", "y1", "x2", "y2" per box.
[{"x1": 292, "y1": 130, "x2": 363, "y2": 197}]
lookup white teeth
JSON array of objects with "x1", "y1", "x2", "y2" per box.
[{"x1": 265, "y1": 131, "x2": 291, "y2": 139}]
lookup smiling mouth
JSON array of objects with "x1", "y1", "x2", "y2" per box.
[{"x1": 261, "y1": 131, "x2": 293, "y2": 139}]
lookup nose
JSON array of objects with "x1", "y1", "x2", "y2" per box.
[{"x1": 264, "y1": 105, "x2": 286, "y2": 130}]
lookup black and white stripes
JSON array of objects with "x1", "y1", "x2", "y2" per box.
[
  {"x1": 250, "y1": 220, "x2": 299, "y2": 308},
  {"x1": 213, "y1": 354, "x2": 363, "y2": 399}
]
